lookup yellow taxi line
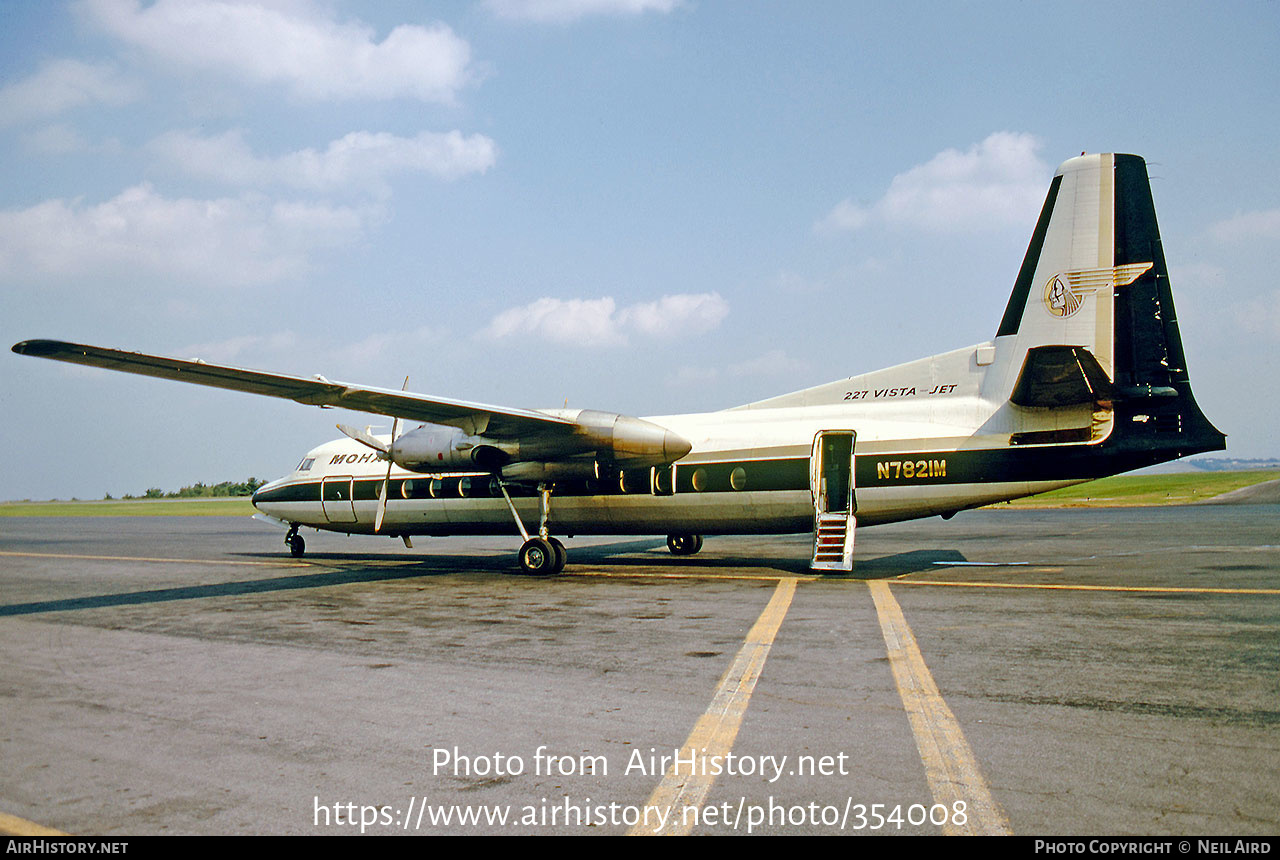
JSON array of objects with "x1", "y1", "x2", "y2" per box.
[
  {"x1": 0, "y1": 550, "x2": 308, "y2": 568},
  {"x1": 869, "y1": 581, "x2": 1012, "y2": 836},
  {"x1": 894, "y1": 579, "x2": 1280, "y2": 595},
  {"x1": 0, "y1": 811, "x2": 68, "y2": 836},
  {"x1": 628, "y1": 577, "x2": 799, "y2": 836}
]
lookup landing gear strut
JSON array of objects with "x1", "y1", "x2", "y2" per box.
[
  {"x1": 667, "y1": 533, "x2": 703, "y2": 556},
  {"x1": 496, "y1": 480, "x2": 567, "y2": 575},
  {"x1": 285, "y1": 524, "x2": 306, "y2": 558}
]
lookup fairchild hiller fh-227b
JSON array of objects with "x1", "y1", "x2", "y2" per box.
[{"x1": 13, "y1": 153, "x2": 1224, "y2": 574}]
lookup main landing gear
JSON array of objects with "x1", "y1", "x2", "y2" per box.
[
  {"x1": 285, "y1": 524, "x2": 306, "y2": 558},
  {"x1": 518, "y1": 535, "x2": 567, "y2": 576},
  {"x1": 496, "y1": 480, "x2": 567, "y2": 576},
  {"x1": 666, "y1": 533, "x2": 703, "y2": 556}
]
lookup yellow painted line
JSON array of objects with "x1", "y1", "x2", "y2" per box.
[
  {"x1": 0, "y1": 550, "x2": 309, "y2": 568},
  {"x1": 570, "y1": 570, "x2": 819, "y2": 583},
  {"x1": 868, "y1": 580, "x2": 1012, "y2": 836},
  {"x1": 895, "y1": 579, "x2": 1280, "y2": 596},
  {"x1": 629, "y1": 577, "x2": 798, "y2": 836},
  {"x1": 0, "y1": 811, "x2": 67, "y2": 836}
]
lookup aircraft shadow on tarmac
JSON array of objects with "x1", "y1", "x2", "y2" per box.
[
  {"x1": 560, "y1": 543, "x2": 968, "y2": 578},
  {"x1": 0, "y1": 567, "x2": 451, "y2": 617},
  {"x1": 0, "y1": 546, "x2": 971, "y2": 617},
  {"x1": 229, "y1": 539, "x2": 969, "y2": 578}
]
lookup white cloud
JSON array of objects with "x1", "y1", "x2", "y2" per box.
[
  {"x1": 0, "y1": 183, "x2": 372, "y2": 287},
  {"x1": 1210, "y1": 209, "x2": 1280, "y2": 243},
  {"x1": 81, "y1": 0, "x2": 474, "y2": 102},
  {"x1": 814, "y1": 199, "x2": 869, "y2": 235},
  {"x1": 150, "y1": 129, "x2": 497, "y2": 194},
  {"x1": 485, "y1": 297, "x2": 621, "y2": 346},
  {"x1": 484, "y1": 292, "x2": 727, "y2": 346},
  {"x1": 21, "y1": 124, "x2": 94, "y2": 155},
  {"x1": 485, "y1": 0, "x2": 679, "y2": 23},
  {"x1": 817, "y1": 131, "x2": 1049, "y2": 235},
  {"x1": 0, "y1": 59, "x2": 138, "y2": 126},
  {"x1": 616, "y1": 292, "x2": 729, "y2": 337}
]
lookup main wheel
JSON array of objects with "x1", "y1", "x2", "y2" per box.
[
  {"x1": 519, "y1": 537, "x2": 558, "y2": 576},
  {"x1": 667, "y1": 533, "x2": 703, "y2": 556},
  {"x1": 288, "y1": 533, "x2": 306, "y2": 558},
  {"x1": 548, "y1": 537, "x2": 568, "y2": 574}
]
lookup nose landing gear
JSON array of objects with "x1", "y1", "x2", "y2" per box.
[{"x1": 285, "y1": 524, "x2": 306, "y2": 558}]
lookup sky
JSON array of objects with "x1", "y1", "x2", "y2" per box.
[{"x1": 1, "y1": 0, "x2": 1277, "y2": 501}]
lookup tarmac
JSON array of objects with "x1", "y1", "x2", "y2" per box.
[{"x1": 1, "y1": 502, "x2": 1277, "y2": 835}]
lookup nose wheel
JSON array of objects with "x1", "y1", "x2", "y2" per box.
[{"x1": 285, "y1": 524, "x2": 306, "y2": 558}]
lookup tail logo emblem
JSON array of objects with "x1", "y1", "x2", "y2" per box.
[{"x1": 1042, "y1": 263, "x2": 1154, "y2": 319}]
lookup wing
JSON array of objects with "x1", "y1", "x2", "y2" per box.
[{"x1": 11, "y1": 339, "x2": 573, "y2": 439}]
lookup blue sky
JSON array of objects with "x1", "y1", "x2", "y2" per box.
[{"x1": 2, "y1": 0, "x2": 1277, "y2": 500}]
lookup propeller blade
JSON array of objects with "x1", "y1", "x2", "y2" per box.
[
  {"x1": 336, "y1": 423, "x2": 389, "y2": 453},
  {"x1": 374, "y1": 377, "x2": 408, "y2": 535},
  {"x1": 375, "y1": 468, "x2": 390, "y2": 533}
]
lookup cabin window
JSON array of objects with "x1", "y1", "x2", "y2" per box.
[
  {"x1": 401, "y1": 480, "x2": 414, "y2": 499},
  {"x1": 730, "y1": 467, "x2": 747, "y2": 491},
  {"x1": 691, "y1": 468, "x2": 708, "y2": 492},
  {"x1": 653, "y1": 466, "x2": 673, "y2": 495},
  {"x1": 620, "y1": 469, "x2": 648, "y2": 494}
]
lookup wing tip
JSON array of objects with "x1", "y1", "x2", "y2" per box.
[{"x1": 12, "y1": 339, "x2": 71, "y2": 357}]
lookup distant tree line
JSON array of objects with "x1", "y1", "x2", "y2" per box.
[
  {"x1": 105, "y1": 479, "x2": 266, "y2": 500},
  {"x1": 1189, "y1": 458, "x2": 1280, "y2": 472}
]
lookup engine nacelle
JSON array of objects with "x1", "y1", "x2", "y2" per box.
[
  {"x1": 386, "y1": 411, "x2": 691, "y2": 478},
  {"x1": 389, "y1": 425, "x2": 507, "y2": 473},
  {"x1": 500, "y1": 460, "x2": 599, "y2": 482},
  {"x1": 528, "y1": 409, "x2": 692, "y2": 468}
]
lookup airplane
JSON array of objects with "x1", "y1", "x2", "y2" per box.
[{"x1": 12, "y1": 152, "x2": 1225, "y2": 575}]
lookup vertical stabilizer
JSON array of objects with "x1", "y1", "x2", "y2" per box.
[
  {"x1": 995, "y1": 153, "x2": 1136, "y2": 385},
  {"x1": 991, "y1": 153, "x2": 1224, "y2": 458}
]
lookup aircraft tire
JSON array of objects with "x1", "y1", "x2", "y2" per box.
[
  {"x1": 519, "y1": 537, "x2": 559, "y2": 576},
  {"x1": 549, "y1": 537, "x2": 567, "y2": 574},
  {"x1": 288, "y1": 534, "x2": 306, "y2": 558},
  {"x1": 667, "y1": 533, "x2": 703, "y2": 556}
]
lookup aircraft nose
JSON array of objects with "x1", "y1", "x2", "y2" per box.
[{"x1": 251, "y1": 478, "x2": 282, "y2": 510}]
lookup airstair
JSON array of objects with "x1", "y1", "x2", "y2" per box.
[{"x1": 810, "y1": 430, "x2": 856, "y2": 572}]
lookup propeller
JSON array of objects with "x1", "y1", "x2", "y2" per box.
[
  {"x1": 376, "y1": 376, "x2": 409, "y2": 533},
  {"x1": 336, "y1": 375, "x2": 408, "y2": 534},
  {"x1": 336, "y1": 423, "x2": 389, "y2": 453}
]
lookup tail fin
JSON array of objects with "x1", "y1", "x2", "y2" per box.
[{"x1": 992, "y1": 152, "x2": 1224, "y2": 458}]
